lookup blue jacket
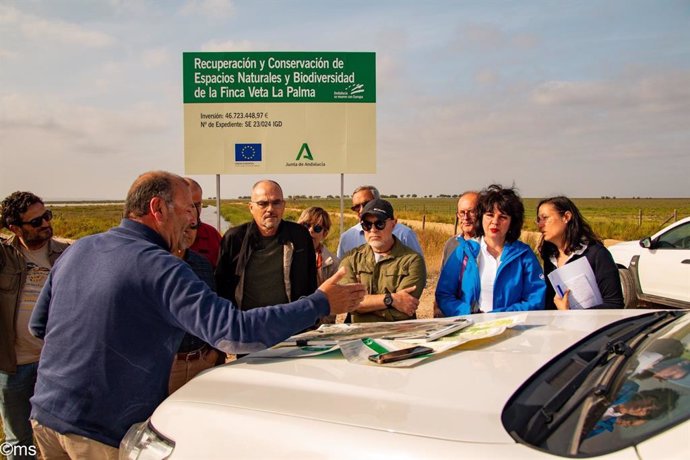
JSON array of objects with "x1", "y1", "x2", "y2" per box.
[
  {"x1": 29, "y1": 219, "x2": 329, "y2": 447},
  {"x1": 435, "y1": 238, "x2": 546, "y2": 316}
]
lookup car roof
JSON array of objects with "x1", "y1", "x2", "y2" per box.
[{"x1": 157, "y1": 310, "x2": 653, "y2": 445}]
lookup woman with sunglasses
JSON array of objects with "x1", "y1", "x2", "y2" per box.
[
  {"x1": 298, "y1": 207, "x2": 340, "y2": 286},
  {"x1": 436, "y1": 184, "x2": 546, "y2": 315},
  {"x1": 298, "y1": 207, "x2": 339, "y2": 324},
  {"x1": 537, "y1": 196, "x2": 623, "y2": 310}
]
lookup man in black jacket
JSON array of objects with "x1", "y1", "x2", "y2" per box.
[{"x1": 215, "y1": 180, "x2": 317, "y2": 310}]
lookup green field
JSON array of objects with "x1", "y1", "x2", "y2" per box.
[
  {"x1": 4, "y1": 197, "x2": 683, "y2": 244},
  {"x1": 2, "y1": 197, "x2": 687, "y2": 274},
  {"x1": 220, "y1": 197, "x2": 690, "y2": 242}
]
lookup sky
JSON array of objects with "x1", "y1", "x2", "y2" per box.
[{"x1": 1, "y1": 0, "x2": 689, "y2": 200}]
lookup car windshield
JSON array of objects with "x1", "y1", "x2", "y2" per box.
[{"x1": 503, "y1": 311, "x2": 690, "y2": 457}]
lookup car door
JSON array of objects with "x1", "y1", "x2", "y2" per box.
[{"x1": 637, "y1": 221, "x2": 690, "y2": 302}]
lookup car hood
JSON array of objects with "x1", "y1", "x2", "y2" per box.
[
  {"x1": 607, "y1": 240, "x2": 640, "y2": 265},
  {"x1": 153, "y1": 310, "x2": 650, "y2": 445}
]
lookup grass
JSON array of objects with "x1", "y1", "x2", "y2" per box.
[
  {"x1": 220, "y1": 197, "x2": 689, "y2": 242},
  {"x1": 1, "y1": 197, "x2": 685, "y2": 270}
]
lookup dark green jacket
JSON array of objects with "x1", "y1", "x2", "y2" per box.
[{"x1": 340, "y1": 237, "x2": 426, "y2": 322}]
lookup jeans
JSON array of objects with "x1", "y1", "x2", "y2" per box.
[{"x1": 0, "y1": 362, "x2": 38, "y2": 460}]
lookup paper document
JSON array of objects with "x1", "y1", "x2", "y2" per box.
[
  {"x1": 547, "y1": 257, "x2": 603, "y2": 309},
  {"x1": 283, "y1": 318, "x2": 473, "y2": 346}
]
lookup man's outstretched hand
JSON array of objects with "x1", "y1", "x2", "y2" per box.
[{"x1": 318, "y1": 267, "x2": 366, "y2": 315}]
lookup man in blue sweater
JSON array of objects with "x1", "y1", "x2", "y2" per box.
[{"x1": 27, "y1": 171, "x2": 365, "y2": 459}]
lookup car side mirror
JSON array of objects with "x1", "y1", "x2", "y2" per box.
[{"x1": 639, "y1": 237, "x2": 653, "y2": 249}]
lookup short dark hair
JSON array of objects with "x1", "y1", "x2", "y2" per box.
[
  {"x1": 475, "y1": 184, "x2": 524, "y2": 243},
  {"x1": 1, "y1": 191, "x2": 44, "y2": 229},
  {"x1": 124, "y1": 171, "x2": 182, "y2": 218},
  {"x1": 537, "y1": 196, "x2": 600, "y2": 259}
]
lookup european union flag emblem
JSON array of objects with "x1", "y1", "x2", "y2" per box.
[{"x1": 235, "y1": 143, "x2": 262, "y2": 162}]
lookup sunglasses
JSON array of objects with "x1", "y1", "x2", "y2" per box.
[
  {"x1": 251, "y1": 199, "x2": 285, "y2": 209},
  {"x1": 350, "y1": 201, "x2": 371, "y2": 213},
  {"x1": 361, "y1": 219, "x2": 388, "y2": 232},
  {"x1": 301, "y1": 222, "x2": 324, "y2": 234},
  {"x1": 19, "y1": 210, "x2": 53, "y2": 228}
]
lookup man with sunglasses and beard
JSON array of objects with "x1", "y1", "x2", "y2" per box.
[
  {"x1": 215, "y1": 180, "x2": 317, "y2": 311},
  {"x1": 1, "y1": 191, "x2": 69, "y2": 459},
  {"x1": 336, "y1": 185, "x2": 424, "y2": 260},
  {"x1": 339, "y1": 199, "x2": 426, "y2": 323}
]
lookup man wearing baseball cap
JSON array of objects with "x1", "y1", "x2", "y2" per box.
[{"x1": 339, "y1": 199, "x2": 426, "y2": 322}]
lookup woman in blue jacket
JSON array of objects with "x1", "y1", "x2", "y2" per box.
[{"x1": 436, "y1": 185, "x2": 546, "y2": 315}]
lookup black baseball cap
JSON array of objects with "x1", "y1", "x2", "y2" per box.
[{"x1": 360, "y1": 199, "x2": 394, "y2": 220}]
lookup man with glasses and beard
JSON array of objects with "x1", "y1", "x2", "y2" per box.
[
  {"x1": 1, "y1": 191, "x2": 69, "y2": 459},
  {"x1": 336, "y1": 185, "x2": 423, "y2": 260},
  {"x1": 339, "y1": 199, "x2": 426, "y2": 323},
  {"x1": 215, "y1": 180, "x2": 317, "y2": 311}
]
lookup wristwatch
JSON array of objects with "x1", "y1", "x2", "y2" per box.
[{"x1": 384, "y1": 292, "x2": 394, "y2": 308}]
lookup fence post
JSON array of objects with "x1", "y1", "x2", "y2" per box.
[
  {"x1": 422, "y1": 214, "x2": 426, "y2": 231},
  {"x1": 674, "y1": 209, "x2": 678, "y2": 222},
  {"x1": 638, "y1": 209, "x2": 642, "y2": 227}
]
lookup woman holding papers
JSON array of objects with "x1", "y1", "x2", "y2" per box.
[
  {"x1": 435, "y1": 185, "x2": 546, "y2": 315},
  {"x1": 537, "y1": 196, "x2": 623, "y2": 310}
]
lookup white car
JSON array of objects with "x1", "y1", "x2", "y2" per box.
[
  {"x1": 608, "y1": 216, "x2": 690, "y2": 308},
  {"x1": 121, "y1": 310, "x2": 690, "y2": 459}
]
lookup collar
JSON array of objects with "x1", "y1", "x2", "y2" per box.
[
  {"x1": 479, "y1": 237, "x2": 501, "y2": 263},
  {"x1": 549, "y1": 242, "x2": 588, "y2": 266},
  {"x1": 357, "y1": 235, "x2": 405, "y2": 261},
  {"x1": 119, "y1": 219, "x2": 171, "y2": 251}
]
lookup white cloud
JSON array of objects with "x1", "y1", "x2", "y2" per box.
[
  {"x1": 475, "y1": 69, "x2": 499, "y2": 85},
  {"x1": 0, "y1": 48, "x2": 17, "y2": 60},
  {"x1": 0, "y1": 5, "x2": 114, "y2": 47},
  {"x1": 200, "y1": 39, "x2": 256, "y2": 52},
  {"x1": 179, "y1": 0, "x2": 235, "y2": 19},
  {"x1": 0, "y1": 93, "x2": 171, "y2": 157},
  {"x1": 140, "y1": 48, "x2": 172, "y2": 69}
]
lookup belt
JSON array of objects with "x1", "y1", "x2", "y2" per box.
[{"x1": 175, "y1": 344, "x2": 210, "y2": 361}]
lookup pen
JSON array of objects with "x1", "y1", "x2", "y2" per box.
[{"x1": 556, "y1": 285, "x2": 565, "y2": 297}]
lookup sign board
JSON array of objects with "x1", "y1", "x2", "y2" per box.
[{"x1": 183, "y1": 52, "x2": 376, "y2": 174}]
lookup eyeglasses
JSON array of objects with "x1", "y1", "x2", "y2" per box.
[
  {"x1": 301, "y1": 223, "x2": 324, "y2": 234},
  {"x1": 457, "y1": 210, "x2": 476, "y2": 218},
  {"x1": 350, "y1": 201, "x2": 371, "y2": 213},
  {"x1": 251, "y1": 199, "x2": 285, "y2": 209},
  {"x1": 535, "y1": 213, "x2": 561, "y2": 225},
  {"x1": 19, "y1": 210, "x2": 53, "y2": 228},
  {"x1": 361, "y1": 219, "x2": 388, "y2": 232}
]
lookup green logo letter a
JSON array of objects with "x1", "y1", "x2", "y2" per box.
[{"x1": 296, "y1": 143, "x2": 314, "y2": 161}]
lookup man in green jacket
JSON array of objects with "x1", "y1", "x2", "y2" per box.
[
  {"x1": 1, "y1": 192, "x2": 69, "y2": 459},
  {"x1": 339, "y1": 199, "x2": 426, "y2": 323}
]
